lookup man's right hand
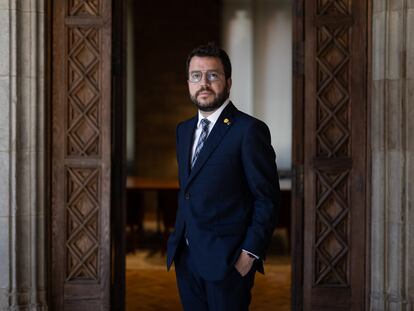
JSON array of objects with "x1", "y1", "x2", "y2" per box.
[{"x1": 234, "y1": 250, "x2": 255, "y2": 276}]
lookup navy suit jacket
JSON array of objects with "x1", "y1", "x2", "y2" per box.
[{"x1": 167, "y1": 102, "x2": 280, "y2": 281}]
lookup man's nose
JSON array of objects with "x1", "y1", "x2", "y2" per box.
[{"x1": 199, "y1": 74, "x2": 211, "y2": 86}]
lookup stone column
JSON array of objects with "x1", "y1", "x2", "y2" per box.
[
  {"x1": 371, "y1": 0, "x2": 414, "y2": 309},
  {"x1": 0, "y1": 0, "x2": 46, "y2": 310}
]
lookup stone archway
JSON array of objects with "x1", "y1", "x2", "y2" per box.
[{"x1": 0, "y1": 0, "x2": 47, "y2": 309}]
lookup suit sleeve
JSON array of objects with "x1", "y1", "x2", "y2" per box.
[
  {"x1": 240, "y1": 120, "x2": 280, "y2": 259},
  {"x1": 176, "y1": 122, "x2": 182, "y2": 186},
  {"x1": 176, "y1": 125, "x2": 179, "y2": 156}
]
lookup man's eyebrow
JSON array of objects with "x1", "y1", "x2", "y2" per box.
[{"x1": 189, "y1": 69, "x2": 221, "y2": 72}]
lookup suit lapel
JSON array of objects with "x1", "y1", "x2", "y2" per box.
[{"x1": 183, "y1": 103, "x2": 237, "y2": 190}]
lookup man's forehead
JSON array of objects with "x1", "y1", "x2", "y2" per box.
[{"x1": 189, "y1": 56, "x2": 223, "y2": 70}]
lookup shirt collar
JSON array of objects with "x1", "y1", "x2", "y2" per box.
[{"x1": 197, "y1": 99, "x2": 230, "y2": 129}]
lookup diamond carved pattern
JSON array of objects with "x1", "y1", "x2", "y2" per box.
[
  {"x1": 66, "y1": 167, "x2": 100, "y2": 281},
  {"x1": 317, "y1": 0, "x2": 350, "y2": 15},
  {"x1": 68, "y1": 0, "x2": 100, "y2": 16},
  {"x1": 314, "y1": 170, "x2": 349, "y2": 286},
  {"x1": 316, "y1": 24, "x2": 350, "y2": 157},
  {"x1": 67, "y1": 27, "x2": 101, "y2": 157}
]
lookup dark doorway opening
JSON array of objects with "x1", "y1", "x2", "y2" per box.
[{"x1": 113, "y1": 1, "x2": 291, "y2": 310}]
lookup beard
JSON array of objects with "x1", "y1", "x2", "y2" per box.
[{"x1": 190, "y1": 86, "x2": 229, "y2": 112}]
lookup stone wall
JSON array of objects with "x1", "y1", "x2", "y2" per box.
[
  {"x1": 371, "y1": 0, "x2": 414, "y2": 309},
  {"x1": 0, "y1": 0, "x2": 46, "y2": 309}
]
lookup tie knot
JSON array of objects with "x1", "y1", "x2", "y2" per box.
[{"x1": 200, "y1": 118, "x2": 210, "y2": 130}]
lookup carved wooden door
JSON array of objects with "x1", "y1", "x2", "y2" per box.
[
  {"x1": 293, "y1": 0, "x2": 369, "y2": 309},
  {"x1": 50, "y1": 1, "x2": 112, "y2": 310}
]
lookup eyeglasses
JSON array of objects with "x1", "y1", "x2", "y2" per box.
[{"x1": 188, "y1": 70, "x2": 224, "y2": 83}]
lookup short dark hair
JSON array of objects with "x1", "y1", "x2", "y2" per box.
[{"x1": 186, "y1": 43, "x2": 232, "y2": 80}]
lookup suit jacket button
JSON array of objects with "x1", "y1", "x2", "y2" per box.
[{"x1": 185, "y1": 193, "x2": 190, "y2": 200}]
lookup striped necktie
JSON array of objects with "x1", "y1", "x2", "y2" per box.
[{"x1": 191, "y1": 118, "x2": 211, "y2": 168}]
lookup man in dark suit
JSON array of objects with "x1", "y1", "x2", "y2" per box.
[{"x1": 167, "y1": 44, "x2": 280, "y2": 310}]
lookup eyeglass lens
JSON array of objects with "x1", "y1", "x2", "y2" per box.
[{"x1": 189, "y1": 71, "x2": 222, "y2": 83}]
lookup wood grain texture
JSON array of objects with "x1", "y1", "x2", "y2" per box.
[
  {"x1": 301, "y1": 0, "x2": 368, "y2": 309},
  {"x1": 51, "y1": 0, "x2": 111, "y2": 309},
  {"x1": 292, "y1": 0, "x2": 305, "y2": 309}
]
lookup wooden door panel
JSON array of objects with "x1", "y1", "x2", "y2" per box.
[
  {"x1": 298, "y1": 0, "x2": 368, "y2": 309},
  {"x1": 51, "y1": 1, "x2": 112, "y2": 310}
]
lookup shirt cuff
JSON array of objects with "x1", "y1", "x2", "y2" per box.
[{"x1": 242, "y1": 249, "x2": 260, "y2": 260}]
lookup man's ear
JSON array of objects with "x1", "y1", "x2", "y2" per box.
[{"x1": 226, "y1": 78, "x2": 232, "y2": 92}]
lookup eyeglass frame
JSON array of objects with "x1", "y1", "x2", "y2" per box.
[{"x1": 187, "y1": 70, "x2": 226, "y2": 83}]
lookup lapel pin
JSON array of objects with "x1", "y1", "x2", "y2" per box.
[{"x1": 223, "y1": 118, "x2": 231, "y2": 125}]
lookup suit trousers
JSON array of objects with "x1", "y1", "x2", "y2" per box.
[{"x1": 174, "y1": 240, "x2": 256, "y2": 311}]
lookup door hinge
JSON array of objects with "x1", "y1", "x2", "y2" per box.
[
  {"x1": 293, "y1": 165, "x2": 304, "y2": 198},
  {"x1": 293, "y1": 41, "x2": 304, "y2": 77}
]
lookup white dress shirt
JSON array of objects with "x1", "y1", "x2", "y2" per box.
[{"x1": 191, "y1": 99, "x2": 230, "y2": 160}]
